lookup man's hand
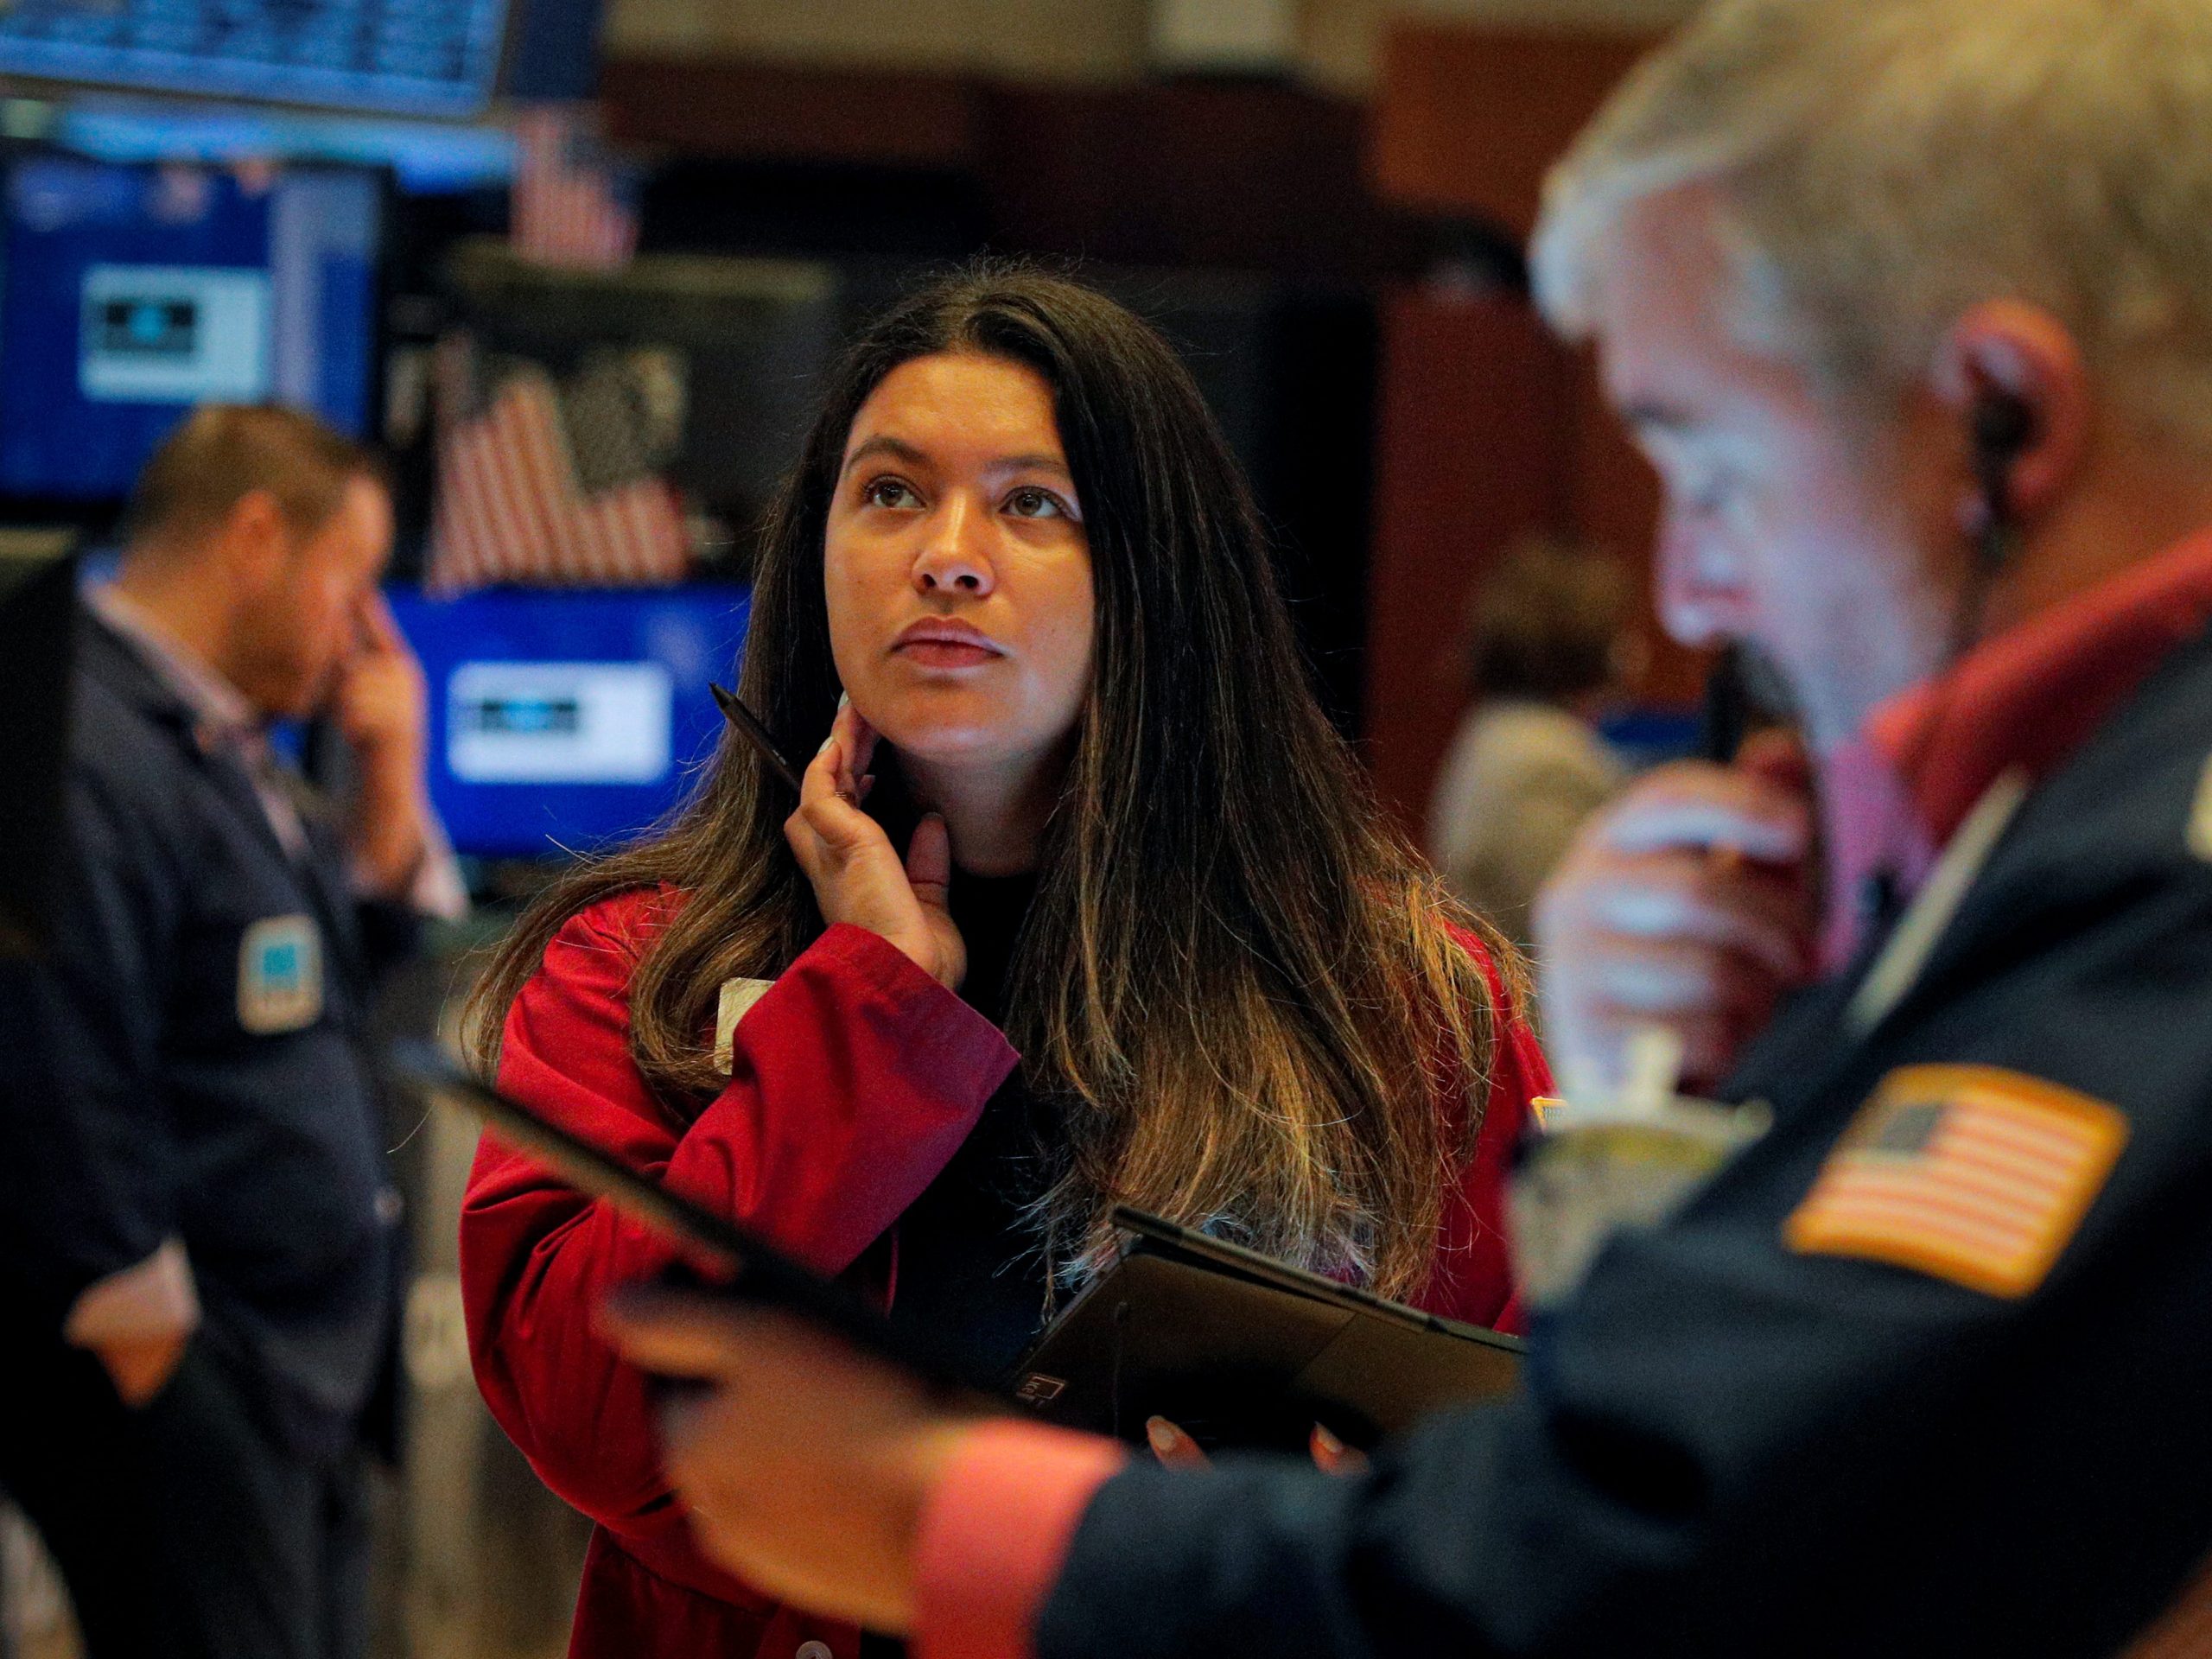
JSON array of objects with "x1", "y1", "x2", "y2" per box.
[
  {"x1": 1534, "y1": 739, "x2": 1817, "y2": 1094},
  {"x1": 597, "y1": 1288, "x2": 976, "y2": 1634},
  {"x1": 334, "y1": 591, "x2": 434, "y2": 899}
]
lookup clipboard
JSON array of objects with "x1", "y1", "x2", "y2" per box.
[{"x1": 392, "y1": 1041, "x2": 1522, "y2": 1451}]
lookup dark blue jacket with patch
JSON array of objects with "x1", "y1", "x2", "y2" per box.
[
  {"x1": 0, "y1": 615, "x2": 411, "y2": 1453},
  {"x1": 1036, "y1": 624, "x2": 2212, "y2": 1657}
]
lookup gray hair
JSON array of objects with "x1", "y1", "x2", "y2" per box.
[{"x1": 1532, "y1": 0, "x2": 2212, "y2": 445}]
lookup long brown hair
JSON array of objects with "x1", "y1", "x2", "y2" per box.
[{"x1": 467, "y1": 265, "x2": 1519, "y2": 1298}]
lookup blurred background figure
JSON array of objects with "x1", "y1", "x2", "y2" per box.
[
  {"x1": 1427, "y1": 535, "x2": 1633, "y2": 944},
  {"x1": 0, "y1": 406, "x2": 461, "y2": 1659}
]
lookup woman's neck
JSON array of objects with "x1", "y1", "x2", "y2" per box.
[{"x1": 899, "y1": 744, "x2": 1070, "y2": 877}]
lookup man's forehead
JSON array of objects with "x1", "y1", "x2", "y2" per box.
[{"x1": 1587, "y1": 189, "x2": 1807, "y2": 442}]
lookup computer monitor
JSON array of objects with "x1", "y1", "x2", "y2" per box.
[
  {"x1": 0, "y1": 156, "x2": 385, "y2": 507},
  {"x1": 0, "y1": 1, "x2": 512, "y2": 120},
  {"x1": 385, "y1": 584, "x2": 751, "y2": 860}
]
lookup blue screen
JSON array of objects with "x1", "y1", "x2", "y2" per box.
[
  {"x1": 0, "y1": 158, "x2": 381, "y2": 502},
  {"x1": 0, "y1": 0, "x2": 509, "y2": 119},
  {"x1": 387, "y1": 585, "x2": 752, "y2": 860}
]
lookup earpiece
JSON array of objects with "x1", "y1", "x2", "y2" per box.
[{"x1": 1969, "y1": 390, "x2": 2036, "y2": 572}]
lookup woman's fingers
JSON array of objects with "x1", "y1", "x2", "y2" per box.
[
  {"x1": 826, "y1": 695, "x2": 879, "y2": 803},
  {"x1": 1146, "y1": 1416, "x2": 1209, "y2": 1470},
  {"x1": 794, "y1": 711, "x2": 879, "y2": 852},
  {"x1": 905, "y1": 814, "x2": 951, "y2": 909},
  {"x1": 1143, "y1": 1415, "x2": 1366, "y2": 1474},
  {"x1": 1310, "y1": 1423, "x2": 1368, "y2": 1475}
]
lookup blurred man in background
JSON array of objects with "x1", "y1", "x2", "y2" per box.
[
  {"x1": 0, "y1": 405, "x2": 461, "y2": 1659},
  {"x1": 1427, "y1": 535, "x2": 1632, "y2": 944},
  {"x1": 585, "y1": 2, "x2": 2212, "y2": 1654}
]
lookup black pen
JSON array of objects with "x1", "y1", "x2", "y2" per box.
[{"x1": 709, "y1": 683, "x2": 803, "y2": 794}]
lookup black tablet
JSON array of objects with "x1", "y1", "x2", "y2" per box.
[{"x1": 1004, "y1": 1208, "x2": 1524, "y2": 1452}]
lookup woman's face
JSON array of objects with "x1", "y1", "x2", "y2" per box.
[{"x1": 824, "y1": 351, "x2": 1096, "y2": 776}]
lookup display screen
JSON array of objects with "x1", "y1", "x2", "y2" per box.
[
  {"x1": 0, "y1": 0, "x2": 510, "y2": 119},
  {"x1": 386, "y1": 585, "x2": 752, "y2": 860},
  {"x1": 0, "y1": 158, "x2": 381, "y2": 502}
]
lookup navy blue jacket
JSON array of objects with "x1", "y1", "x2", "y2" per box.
[
  {"x1": 0, "y1": 615, "x2": 412, "y2": 1452},
  {"x1": 1037, "y1": 624, "x2": 2212, "y2": 1657}
]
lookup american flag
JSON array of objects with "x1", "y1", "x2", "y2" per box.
[
  {"x1": 511, "y1": 104, "x2": 637, "y2": 271},
  {"x1": 425, "y1": 336, "x2": 689, "y2": 593},
  {"x1": 1784, "y1": 1064, "x2": 2128, "y2": 1300}
]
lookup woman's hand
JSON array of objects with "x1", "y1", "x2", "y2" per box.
[
  {"x1": 785, "y1": 698, "x2": 967, "y2": 990},
  {"x1": 1145, "y1": 1415, "x2": 1369, "y2": 1476}
]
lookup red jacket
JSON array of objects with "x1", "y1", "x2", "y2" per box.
[{"x1": 461, "y1": 888, "x2": 1549, "y2": 1659}]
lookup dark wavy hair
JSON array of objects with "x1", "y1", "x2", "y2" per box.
[{"x1": 467, "y1": 264, "x2": 1518, "y2": 1297}]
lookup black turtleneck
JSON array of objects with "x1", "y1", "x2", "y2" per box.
[{"x1": 879, "y1": 868, "x2": 1064, "y2": 1385}]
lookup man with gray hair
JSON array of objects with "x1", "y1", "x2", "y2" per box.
[{"x1": 529, "y1": 2, "x2": 2212, "y2": 1654}]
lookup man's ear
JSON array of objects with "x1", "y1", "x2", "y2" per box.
[
  {"x1": 214, "y1": 488, "x2": 292, "y2": 592},
  {"x1": 1925, "y1": 300, "x2": 2093, "y2": 533}
]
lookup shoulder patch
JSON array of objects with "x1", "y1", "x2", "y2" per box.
[
  {"x1": 712, "y1": 976, "x2": 776, "y2": 1074},
  {"x1": 238, "y1": 913, "x2": 323, "y2": 1034},
  {"x1": 2186, "y1": 750, "x2": 2212, "y2": 862},
  {"x1": 1783, "y1": 1065, "x2": 2127, "y2": 1299}
]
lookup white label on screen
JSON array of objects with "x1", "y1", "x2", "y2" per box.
[
  {"x1": 447, "y1": 661, "x2": 672, "y2": 785},
  {"x1": 79, "y1": 264, "x2": 272, "y2": 404}
]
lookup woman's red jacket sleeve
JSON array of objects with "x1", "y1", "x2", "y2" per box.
[{"x1": 459, "y1": 893, "x2": 1020, "y2": 1567}]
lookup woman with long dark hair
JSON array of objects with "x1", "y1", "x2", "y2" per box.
[{"x1": 460, "y1": 265, "x2": 1549, "y2": 1659}]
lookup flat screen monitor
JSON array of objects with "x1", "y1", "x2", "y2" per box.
[
  {"x1": 386, "y1": 584, "x2": 750, "y2": 860},
  {"x1": 0, "y1": 156, "x2": 384, "y2": 505},
  {"x1": 0, "y1": 0, "x2": 511, "y2": 119}
]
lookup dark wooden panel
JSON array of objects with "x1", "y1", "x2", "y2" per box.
[
  {"x1": 601, "y1": 57, "x2": 984, "y2": 168},
  {"x1": 1369, "y1": 25, "x2": 1657, "y2": 239},
  {"x1": 980, "y1": 80, "x2": 1394, "y2": 281},
  {"x1": 1364, "y1": 289, "x2": 1570, "y2": 833}
]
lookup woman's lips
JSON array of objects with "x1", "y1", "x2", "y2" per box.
[
  {"x1": 892, "y1": 620, "x2": 1004, "y2": 669},
  {"x1": 894, "y1": 639, "x2": 1000, "y2": 669}
]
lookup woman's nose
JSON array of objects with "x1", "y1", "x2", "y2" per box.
[{"x1": 912, "y1": 498, "x2": 995, "y2": 595}]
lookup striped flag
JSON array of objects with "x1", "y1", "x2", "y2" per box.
[
  {"x1": 511, "y1": 104, "x2": 637, "y2": 271},
  {"x1": 426, "y1": 336, "x2": 689, "y2": 593},
  {"x1": 1784, "y1": 1065, "x2": 2128, "y2": 1300}
]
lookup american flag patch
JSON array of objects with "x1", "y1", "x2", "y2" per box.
[{"x1": 1784, "y1": 1065, "x2": 2127, "y2": 1299}]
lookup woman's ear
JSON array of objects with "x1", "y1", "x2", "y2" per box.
[{"x1": 1926, "y1": 300, "x2": 2093, "y2": 536}]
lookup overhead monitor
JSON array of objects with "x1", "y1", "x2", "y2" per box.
[
  {"x1": 0, "y1": 0, "x2": 512, "y2": 119},
  {"x1": 385, "y1": 584, "x2": 751, "y2": 861},
  {"x1": 0, "y1": 157, "x2": 385, "y2": 506}
]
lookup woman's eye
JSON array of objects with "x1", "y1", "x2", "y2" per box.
[
  {"x1": 862, "y1": 477, "x2": 921, "y2": 510},
  {"x1": 1004, "y1": 486, "x2": 1068, "y2": 520}
]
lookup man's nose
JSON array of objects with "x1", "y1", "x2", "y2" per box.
[{"x1": 912, "y1": 496, "x2": 995, "y2": 596}]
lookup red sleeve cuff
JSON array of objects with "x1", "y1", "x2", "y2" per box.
[{"x1": 912, "y1": 1420, "x2": 1128, "y2": 1659}]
